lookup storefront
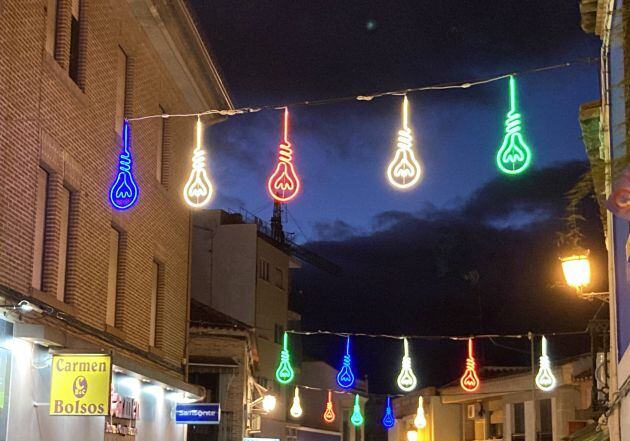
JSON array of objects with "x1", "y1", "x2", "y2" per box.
[{"x1": 0, "y1": 320, "x2": 203, "y2": 441}]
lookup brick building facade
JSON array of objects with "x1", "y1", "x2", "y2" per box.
[{"x1": 0, "y1": 1, "x2": 231, "y2": 440}]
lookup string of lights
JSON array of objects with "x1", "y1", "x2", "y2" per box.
[
  {"x1": 126, "y1": 57, "x2": 597, "y2": 122},
  {"x1": 285, "y1": 328, "x2": 589, "y2": 340}
]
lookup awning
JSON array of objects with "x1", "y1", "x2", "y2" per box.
[{"x1": 566, "y1": 424, "x2": 609, "y2": 441}]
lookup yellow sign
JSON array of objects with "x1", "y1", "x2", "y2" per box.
[{"x1": 50, "y1": 354, "x2": 111, "y2": 416}]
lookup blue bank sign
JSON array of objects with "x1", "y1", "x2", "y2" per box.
[{"x1": 174, "y1": 403, "x2": 220, "y2": 425}]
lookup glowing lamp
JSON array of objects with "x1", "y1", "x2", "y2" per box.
[
  {"x1": 290, "y1": 387, "x2": 303, "y2": 418},
  {"x1": 414, "y1": 396, "x2": 426, "y2": 429},
  {"x1": 336, "y1": 336, "x2": 356, "y2": 389},
  {"x1": 386, "y1": 96, "x2": 422, "y2": 189},
  {"x1": 275, "y1": 332, "x2": 295, "y2": 384},
  {"x1": 397, "y1": 338, "x2": 418, "y2": 392},
  {"x1": 109, "y1": 120, "x2": 139, "y2": 210},
  {"x1": 381, "y1": 396, "x2": 395, "y2": 429},
  {"x1": 460, "y1": 339, "x2": 480, "y2": 392},
  {"x1": 496, "y1": 75, "x2": 532, "y2": 175},
  {"x1": 323, "y1": 390, "x2": 336, "y2": 423},
  {"x1": 183, "y1": 116, "x2": 214, "y2": 208},
  {"x1": 407, "y1": 430, "x2": 418, "y2": 441},
  {"x1": 560, "y1": 252, "x2": 591, "y2": 291},
  {"x1": 267, "y1": 108, "x2": 300, "y2": 202},
  {"x1": 535, "y1": 336, "x2": 557, "y2": 392},
  {"x1": 262, "y1": 394, "x2": 277, "y2": 412},
  {"x1": 350, "y1": 394, "x2": 364, "y2": 427}
]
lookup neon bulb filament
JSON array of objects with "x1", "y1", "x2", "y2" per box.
[
  {"x1": 535, "y1": 336, "x2": 557, "y2": 392},
  {"x1": 323, "y1": 390, "x2": 336, "y2": 423},
  {"x1": 382, "y1": 396, "x2": 395, "y2": 429},
  {"x1": 386, "y1": 96, "x2": 422, "y2": 189},
  {"x1": 267, "y1": 108, "x2": 301, "y2": 202},
  {"x1": 460, "y1": 339, "x2": 480, "y2": 392},
  {"x1": 109, "y1": 121, "x2": 139, "y2": 210},
  {"x1": 336, "y1": 336, "x2": 356, "y2": 389},
  {"x1": 396, "y1": 338, "x2": 418, "y2": 392},
  {"x1": 290, "y1": 387, "x2": 303, "y2": 418},
  {"x1": 183, "y1": 116, "x2": 214, "y2": 207},
  {"x1": 496, "y1": 76, "x2": 532, "y2": 175},
  {"x1": 275, "y1": 332, "x2": 295, "y2": 384},
  {"x1": 414, "y1": 396, "x2": 426, "y2": 429},
  {"x1": 350, "y1": 394, "x2": 364, "y2": 426}
]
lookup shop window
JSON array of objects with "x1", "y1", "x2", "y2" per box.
[{"x1": 32, "y1": 168, "x2": 49, "y2": 290}]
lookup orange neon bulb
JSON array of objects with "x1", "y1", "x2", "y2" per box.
[
  {"x1": 460, "y1": 339, "x2": 480, "y2": 392},
  {"x1": 267, "y1": 108, "x2": 301, "y2": 202},
  {"x1": 323, "y1": 390, "x2": 336, "y2": 423}
]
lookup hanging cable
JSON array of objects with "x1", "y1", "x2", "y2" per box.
[
  {"x1": 125, "y1": 57, "x2": 598, "y2": 122},
  {"x1": 285, "y1": 328, "x2": 589, "y2": 340}
]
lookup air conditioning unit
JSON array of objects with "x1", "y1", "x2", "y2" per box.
[
  {"x1": 249, "y1": 414, "x2": 261, "y2": 433},
  {"x1": 467, "y1": 403, "x2": 481, "y2": 419}
]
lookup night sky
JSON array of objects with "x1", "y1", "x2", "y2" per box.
[{"x1": 189, "y1": 1, "x2": 604, "y2": 393}]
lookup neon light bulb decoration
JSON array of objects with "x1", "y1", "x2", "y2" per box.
[
  {"x1": 336, "y1": 336, "x2": 356, "y2": 389},
  {"x1": 350, "y1": 394, "x2": 364, "y2": 426},
  {"x1": 460, "y1": 339, "x2": 481, "y2": 392},
  {"x1": 495, "y1": 75, "x2": 532, "y2": 175},
  {"x1": 414, "y1": 397, "x2": 426, "y2": 429},
  {"x1": 323, "y1": 390, "x2": 336, "y2": 423},
  {"x1": 535, "y1": 336, "x2": 557, "y2": 391},
  {"x1": 290, "y1": 387, "x2": 303, "y2": 418},
  {"x1": 109, "y1": 120, "x2": 139, "y2": 210},
  {"x1": 386, "y1": 95, "x2": 422, "y2": 189},
  {"x1": 396, "y1": 338, "x2": 418, "y2": 392},
  {"x1": 183, "y1": 116, "x2": 214, "y2": 208},
  {"x1": 275, "y1": 332, "x2": 295, "y2": 384},
  {"x1": 267, "y1": 108, "x2": 301, "y2": 202},
  {"x1": 381, "y1": 396, "x2": 395, "y2": 429}
]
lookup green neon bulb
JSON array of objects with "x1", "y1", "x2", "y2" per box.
[
  {"x1": 495, "y1": 75, "x2": 532, "y2": 175},
  {"x1": 350, "y1": 394, "x2": 364, "y2": 426},
  {"x1": 275, "y1": 332, "x2": 295, "y2": 384}
]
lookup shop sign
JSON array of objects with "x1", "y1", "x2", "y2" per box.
[
  {"x1": 174, "y1": 403, "x2": 220, "y2": 424},
  {"x1": 50, "y1": 354, "x2": 111, "y2": 415}
]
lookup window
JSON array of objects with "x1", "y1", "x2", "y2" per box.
[
  {"x1": 149, "y1": 260, "x2": 164, "y2": 347},
  {"x1": 32, "y1": 168, "x2": 49, "y2": 290},
  {"x1": 106, "y1": 228, "x2": 120, "y2": 327},
  {"x1": 45, "y1": 0, "x2": 59, "y2": 56},
  {"x1": 156, "y1": 105, "x2": 166, "y2": 183},
  {"x1": 68, "y1": 0, "x2": 82, "y2": 84},
  {"x1": 274, "y1": 324, "x2": 285, "y2": 344},
  {"x1": 513, "y1": 402, "x2": 525, "y2": 441},
  {"x1": 274, "y1": 267, "x2": 283, "y2": 289},
  {"x1": 56, "y1": 186, "x2": 71, "y2": 302},
  {"x1": 114, "y1": 46, "x2": 128, "y2": 135},
  {"x1": 539, "y1": 399, "x2": 553, "y2": 441},
  {"x1": 259, "y1": 258, "x2": 270, "y2": 281}
]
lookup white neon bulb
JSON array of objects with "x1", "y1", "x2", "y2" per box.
[
  {"x1": 535, "y1": 336, "x2": 557, "y2": 392},
  {"x1": 386, "y1": 96, "x2": 422, "y2": 189},
  {"x1": 183, "y1": 116, "x2": 214, "y2": 208},
  {"x1": 396, "y1": 338, "x2": 418, "y2": 392}
]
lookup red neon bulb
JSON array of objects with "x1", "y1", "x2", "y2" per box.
[
  {"x1": 323, "y1": 390, "x2": 336, "y2": 423},
  {"x1": 267, "y1": 108, "x2": 301, "y2": 202},
  {"x1": 460, "y1": 339, "x2": 480, "y2": 392}
]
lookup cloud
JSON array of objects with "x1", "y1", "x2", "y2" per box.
[
  {"x1": 292, "y1": 161, "x2": 605, "y2": 392},
  {"x1": 313, "y1": 219, "x2": 360, "y2": 241}
]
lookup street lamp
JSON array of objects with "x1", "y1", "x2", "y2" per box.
[
  {"x1": 262, "y1": 394, "x2": 277, "y2": 412},
  {"x1": 560, "y1": 249, "x2": 608, "y2": 301}
]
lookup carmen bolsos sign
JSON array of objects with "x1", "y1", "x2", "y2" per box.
[{"x1": 49, "y1": 354, "x2": 112, "y2": 416}]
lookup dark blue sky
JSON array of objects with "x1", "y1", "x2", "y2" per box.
[{"x1": 191, "y1": 0, "x2": 601, "y2": 242}]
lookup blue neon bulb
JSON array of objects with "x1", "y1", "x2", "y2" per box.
[
  {"x1": 382, "y1": 396, "x2": 395, "y2": 429},
  {"x1": 336, "y1": 336, "x2": 356, "y2": 389},
  {"x1": 109, "y1": 120, "x2": 139, "y2": 210}
]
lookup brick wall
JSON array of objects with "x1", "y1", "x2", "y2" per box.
[{"x1": 0, "y1": 0, "x2": 218, "y2": 376}]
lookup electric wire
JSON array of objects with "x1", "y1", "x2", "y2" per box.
[
  {"x1": 126, "y1": 57, "x2": 598, "y2": 122},
  {"x1": 285, "y1": 328, "x2": 589, "y2": 340}
]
